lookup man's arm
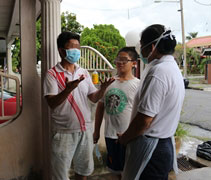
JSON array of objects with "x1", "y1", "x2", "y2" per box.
[
  {"x1": 93, "y1": 101, "x2": 104, "y2": 144},
  {"x1": 45, "y1": 89, "x2": 71, "y2": 109},
  {"x1": 88, "y1": 78, "x2": 115, "y2": 103},
  {"x1": 45, "y1": 76, "x2": 84, "y2": 109},
  {"x1": 118, "y1": 112, "x2": 153, "y2": 145}
]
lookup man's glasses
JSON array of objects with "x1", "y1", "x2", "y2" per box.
[{"x1": 114, "y1": 57, "x2": 136, "y2": 64}]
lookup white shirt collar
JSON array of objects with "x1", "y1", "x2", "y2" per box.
[{"x1": 56, "y1": 62, "x2": 80, "y2": 73}]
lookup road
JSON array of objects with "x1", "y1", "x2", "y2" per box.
[{"x1": 180, "y1": 89, "x2": 211, "y2": 131}]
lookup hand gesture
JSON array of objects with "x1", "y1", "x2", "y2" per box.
[
  {"x1": 100, "y1": 77, "x2": 115, "y2": 90},
  {"x1": 65, "y1": 75, "x2": 85, "y2": 93}
]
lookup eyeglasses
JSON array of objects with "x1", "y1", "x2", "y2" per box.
[{"x1": 114, "y1": 57, "x2": 136, "y2": 64}]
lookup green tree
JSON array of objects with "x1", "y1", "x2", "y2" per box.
[
  {"x1": 61, "y1": 11, "x2": 84, "y2": 34},
  {"x1": 11, "y1": 37, "x2": 20, "y2": 72},
  {"x1": 186, "y1": 32, "x2": 198, "y2": 40},
  {"x1": 12, "y1": 11, "x2": 84, "y2": 70},
  {"x1": 198, "y1": 57, "x2": 210, "y2": 74},
  {"x1": 36, "y1": 18, "x2": 41, "y2": 62},
  {"x1": 186, "y1": 48, "x2": 201, "y2": 74},
  {"x1": 174, "y1": 43, "x2": 202, "y2": 74},
  {"x1": 80, "y1": 24, "x2": 126, "y2": 65},
  {"x1": 174, "y1": 43, "x2": 183, "y2": 67}
]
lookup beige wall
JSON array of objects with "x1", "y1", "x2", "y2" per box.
[{"x1": 0, "y1": 0, "x2": 42, "y2": 178}]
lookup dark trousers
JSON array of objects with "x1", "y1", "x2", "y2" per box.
[
  {"x1": 105, "y1": 137, "x2": 126, "y2": 171},
  {"x1": 139, "y1": 137, "x2": 173, "y2": 180}
]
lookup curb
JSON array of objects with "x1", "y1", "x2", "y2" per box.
[
  {"x1": 187, "y1": 87, "x2": 211, "y2": 91},
  {"x1": 187, "y1": 87, "x2": 203, "y2": 91}
]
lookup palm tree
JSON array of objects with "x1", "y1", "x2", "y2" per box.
[{"x1": 186, "y1": 32, "x2": 198, "y2": 40}]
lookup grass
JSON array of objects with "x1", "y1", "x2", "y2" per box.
[
  {"x1": 188, "y1": 77, "x2": 207, "y2": 84},
  {"x1": 175, "y1": 123, "x2": 189, "y2": 139}
]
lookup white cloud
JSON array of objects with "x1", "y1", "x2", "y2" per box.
[{"x1": 61, "y1": 0, "x2": 211, "y2": 43}]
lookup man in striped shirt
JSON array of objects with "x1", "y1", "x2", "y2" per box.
[{"x1": 43, "y1": 32, "x2": 114, "y2": 180}]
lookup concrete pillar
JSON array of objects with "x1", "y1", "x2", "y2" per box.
[
  {"x1": 40, "y1": 0, "x2": 61, "y2": 70},
  {"x1": 6, "y1": 44, "x2": 12, "y2": 89},
  {"x1": 40, "y1": 0, "x2": 61, "y2": 179},
  {"x1": 6, "y1": 44, "x2": 12, "y2": 75}
]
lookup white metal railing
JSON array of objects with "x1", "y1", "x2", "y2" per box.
[
  {"x1": 79, "y1": 46, "x2": 115, "y2": 80},
  {"x1": 0, "y1": 72, "x2": 21, "y2": 127}
]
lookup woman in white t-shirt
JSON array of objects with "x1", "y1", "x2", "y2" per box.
[{"x1": 118, "y1": 24, "x2": 185, "y2": 180}]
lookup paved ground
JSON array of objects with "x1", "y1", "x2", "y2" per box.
[
  {"x1": 180, "y1": 89, "x2": 211, "y2": 131},
  {"x1": 188, "y1": 83, "x2": 211, "y2": 91},
  {"x1": 86, "y1": 136, "x2": 211, "y2": 180},
  {"x1": 178, "y1": 137, "x2": 211, "y2": 167},
  {"x1": 174, "y1": 167, "x2": 211, "y2": 180},
  {"x1": 188, "y1": 75, "x2": 211, "y2": 91}
]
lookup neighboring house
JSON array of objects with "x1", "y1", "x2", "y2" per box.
[
  {"x1": 186, "y1": 36, "x2": 211, "y2": 84},
  {"x1": 186, "y1": 36, "x2": 211, "y2": 48}
]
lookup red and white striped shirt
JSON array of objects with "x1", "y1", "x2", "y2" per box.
[{"x1": 43, "y1": 62, "x2": 97, "y2": 133}]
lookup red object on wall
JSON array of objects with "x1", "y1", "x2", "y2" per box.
[{"x1": 0, "y1": 99, "x2": 17, "y2": 124}]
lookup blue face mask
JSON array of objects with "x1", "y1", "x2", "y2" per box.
[
  {"x1": 139, "y1": 42, "x2": 153, "y2": 64},
  {"x1": 65, "y1": 48, "x2": 81, "y2": 64},
  {"x1": 140, "y1": 51, "x2": 148, "y2": 64}
]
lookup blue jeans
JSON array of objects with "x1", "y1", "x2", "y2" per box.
[{"x1": 105, "y1": 137, "x2": 126, "y2": 173}]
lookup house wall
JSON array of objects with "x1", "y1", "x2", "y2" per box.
[
  {"x1": 0, "y1": 0, "x2": 43, "y2": 179},
  {"x1": 208, "y1": 64, "x2": 211, "y2": 84}
]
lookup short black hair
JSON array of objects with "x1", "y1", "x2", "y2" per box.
[
  {"x1": 57, "y1": 31, "x2": 80, "y2": 49},
  {"x1": 117, "y1": 47, "x2": 138, "y2": 60},
  {"x1": 141, "y1": 24, "x2": 177, "y2": 55}
]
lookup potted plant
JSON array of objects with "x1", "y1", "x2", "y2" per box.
[{"x1": 175, "y1": 123, "x2": 188, "y2": 154}]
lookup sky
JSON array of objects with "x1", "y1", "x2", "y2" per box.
[{"x1": 61, "y1": 0, "x2": 211, "y2": 44}]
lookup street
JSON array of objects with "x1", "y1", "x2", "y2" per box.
[{"x1": 180, "y1": 89, "x2": 211, "y2": 131}]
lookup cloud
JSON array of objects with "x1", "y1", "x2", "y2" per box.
[{"x1": 61, "y1": 0, "x2": 211, "y2": 43}]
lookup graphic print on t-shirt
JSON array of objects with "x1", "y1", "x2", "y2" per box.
[{"x1": 105, "y1": 88, "x2": 128, "y2": 115}]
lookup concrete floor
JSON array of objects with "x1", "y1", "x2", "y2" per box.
[
  {"x1": 87, "y1": 136, "x2": 211, "y2": 180},
  {"x1": 173, "y1": 137, "x2": 211, "y2": 180},
  {"x1": 178, "y1": 137, "x2": 211, "y2": 167},
  {"x1": 88, "y1": 168, "x2": 211, "y2": 180},
  {"x1": 174, "y1": 167, "x2": 211, "y2": 180},
  {"x1": 85, "y1": 104, "x2": 211, "y2": 180}
]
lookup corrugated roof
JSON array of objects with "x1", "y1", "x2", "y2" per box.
[
  {"x1": 186, "y1": 36, "x2": 211, "y2": 48},
  {"x1": 202, "y1": 48, "x2": 211, "y2": 56}
]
